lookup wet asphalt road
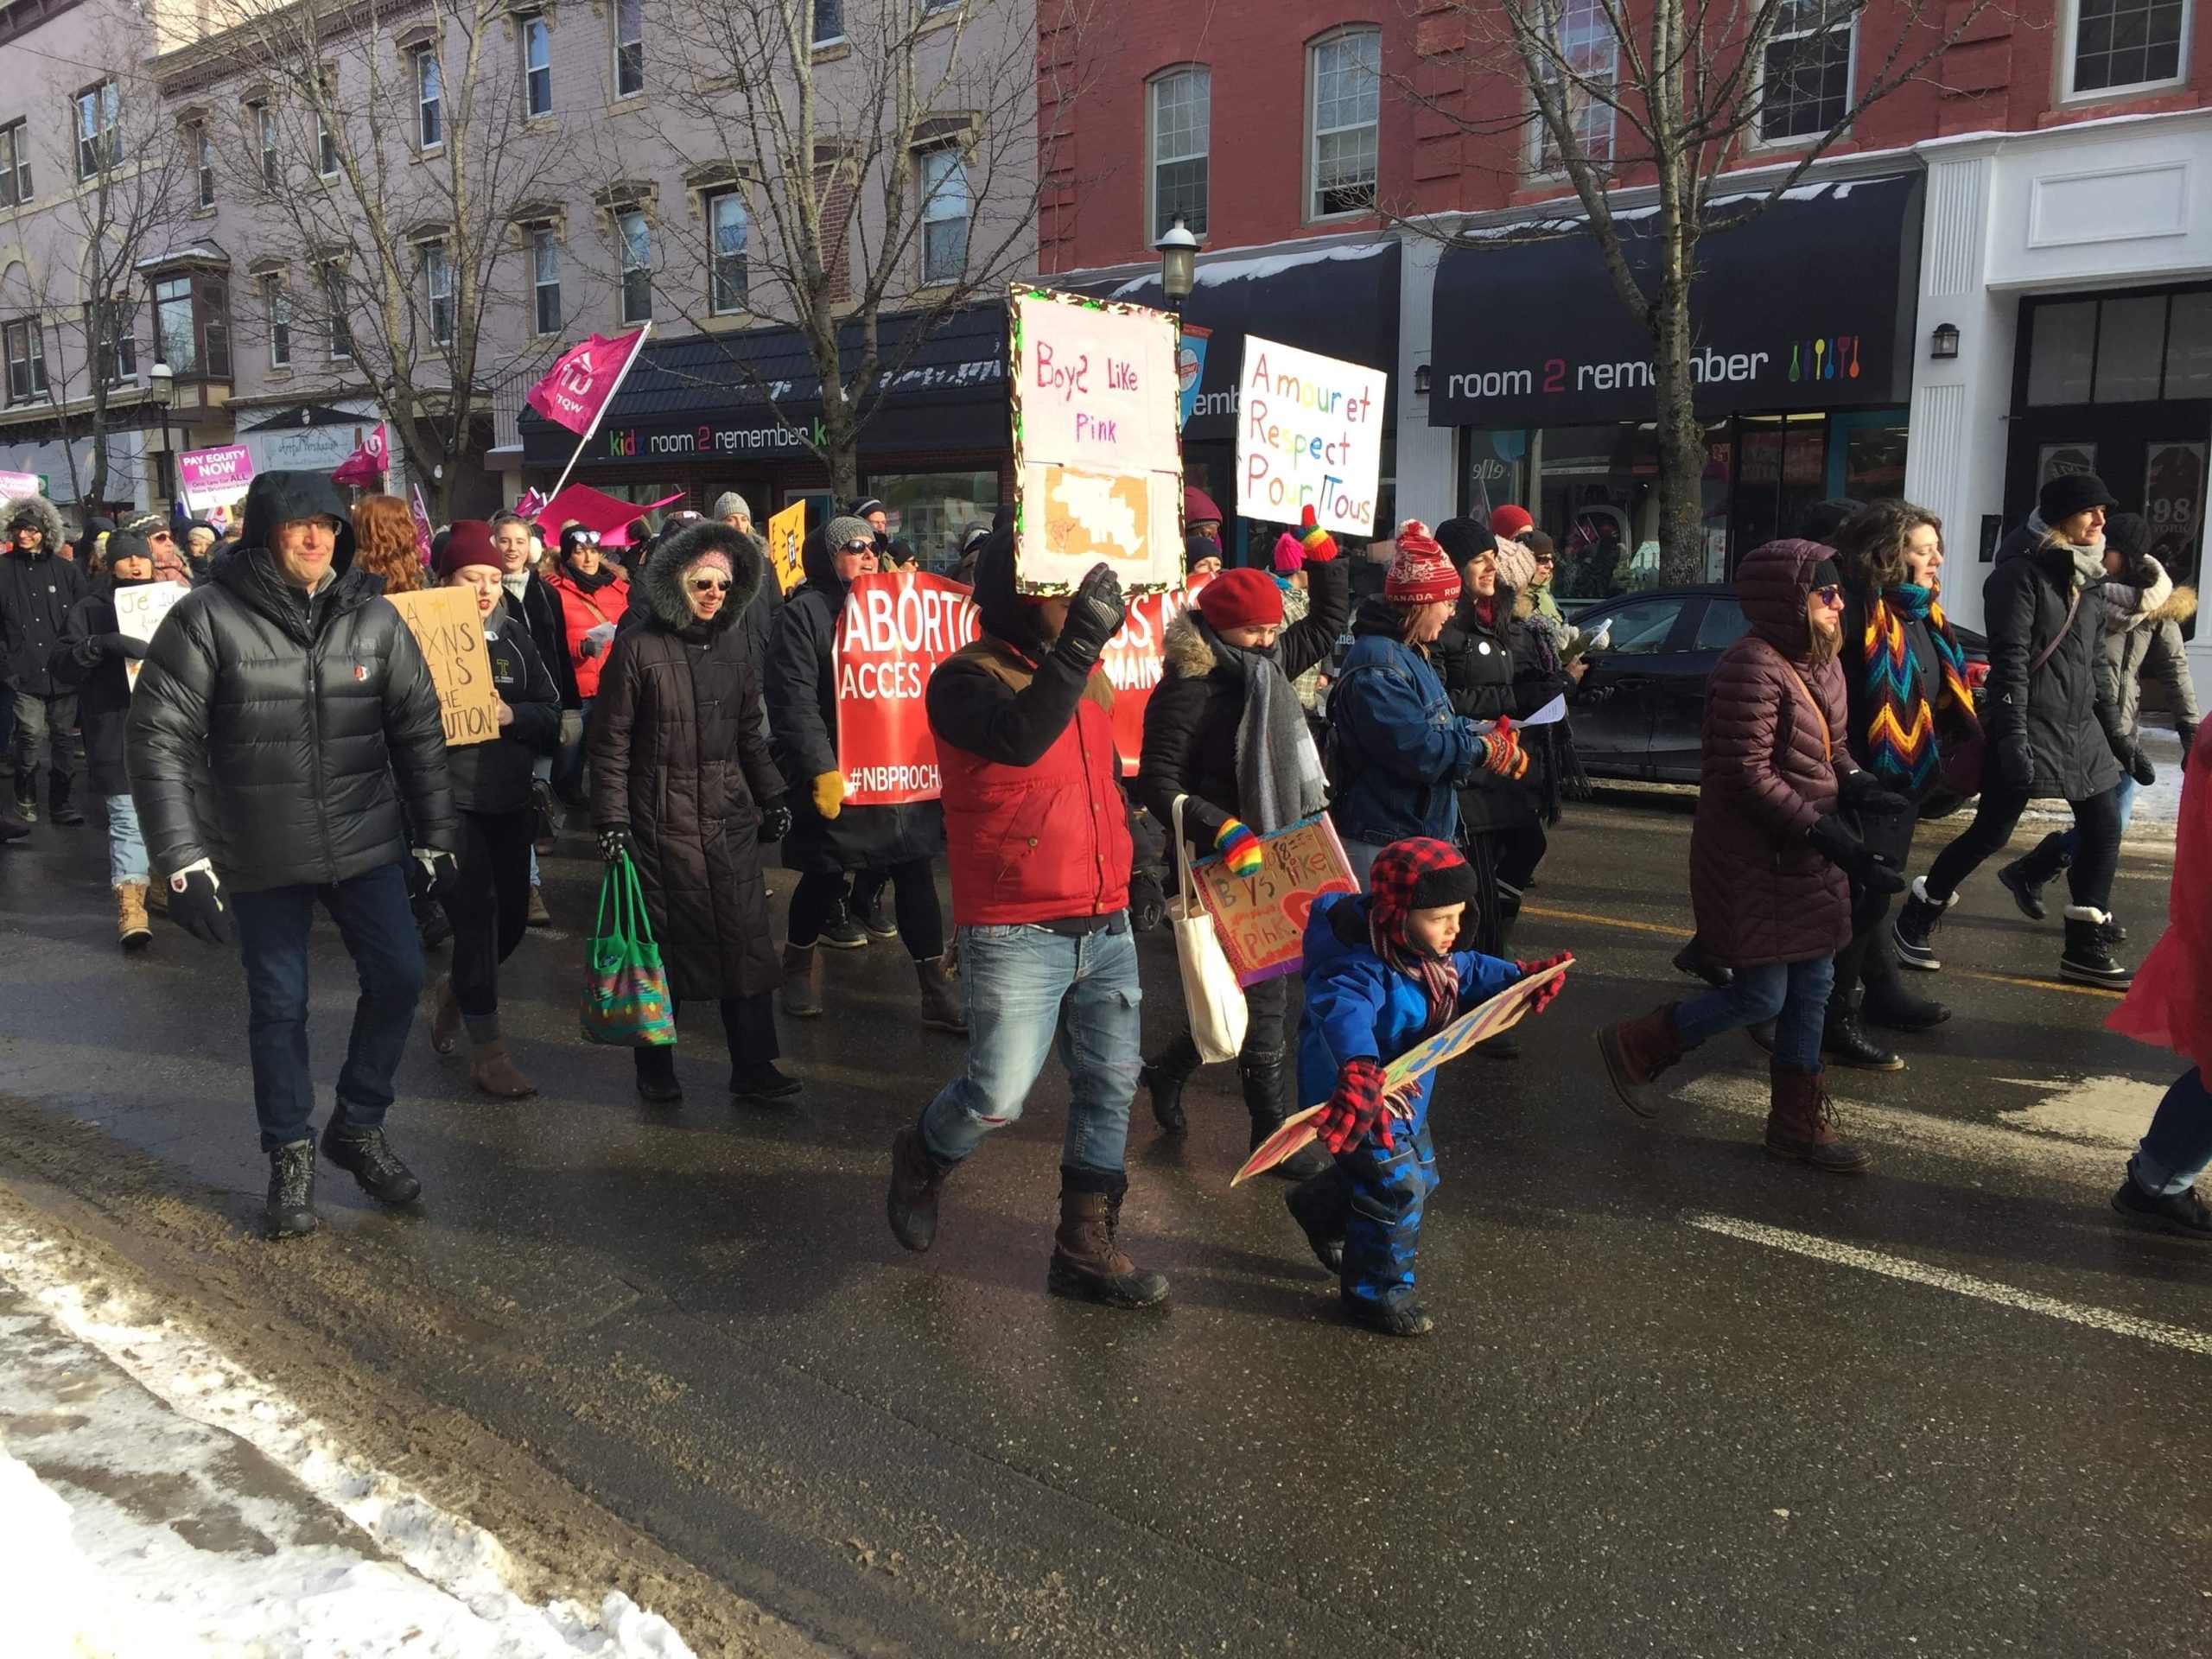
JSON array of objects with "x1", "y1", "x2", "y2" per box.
[{"x1": 0, "y1": 794, "x2": 2206, "y2": 1657}]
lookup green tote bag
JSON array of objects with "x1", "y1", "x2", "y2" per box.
[{"x1": 580, "y1": 851, "x2": 677, "y2": 1047}]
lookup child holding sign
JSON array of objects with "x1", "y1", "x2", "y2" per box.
[{"x1": 1290, "y1": 838, "x2": 1562, "y2": 1338}]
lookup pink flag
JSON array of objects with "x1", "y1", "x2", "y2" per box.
[
  {"x1": 408, "y1": 484, "x2": 435, "y2": 565},
  {"x1": 526, "y1": 329, "x2": 647, "y2": 435},
  {"x1": 531, "y1": 484, "x2": 683, "y2": 538},
  {"x1": 514, "y1": 486, "x2": 546, "y2": 519},
  {"x1": 331, "y1": 423, "x2": 389, "y2": 488}
]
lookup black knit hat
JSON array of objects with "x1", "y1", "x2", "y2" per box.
[
  {"x1": 2105, "y1": 511, "x2": 2151, "y2": 563},
  {"x1": 104, "y1": 529, "x2": 153, "y2": 567},
  {"x1": 2038, "y1": 472, "x2": 2120, "y2": 524}
]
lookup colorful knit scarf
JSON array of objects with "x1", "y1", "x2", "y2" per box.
[{"x1": 1860, "y1": 582, "x2": 1980, "y2": 790}]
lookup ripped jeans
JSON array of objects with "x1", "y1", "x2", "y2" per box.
[{"x1": 918, "y1": 917, "x2": 1140, "y2": 1186}]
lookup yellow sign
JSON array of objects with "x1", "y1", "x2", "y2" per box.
[
  {"x1": 385, "y1": 587, "x2": 500, "y2": 747},
  {"x1": 766, "y1": 501, "x2": 806, "y2": 595}
]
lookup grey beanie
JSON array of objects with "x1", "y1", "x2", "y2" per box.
[
  {"x1": 826, "y1": 514, "x2": 874, "y2": 550},
  {"x1": 711, "y1": 491, "x2": 751, "y2": 522}
]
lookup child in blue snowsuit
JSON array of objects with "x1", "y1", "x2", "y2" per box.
[{"x1": 1289, "y1": 836, "x2": 1558, "y2": 1337}]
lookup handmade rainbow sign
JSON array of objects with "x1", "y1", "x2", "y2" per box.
[
  {"x1": 1008, "y1": 285, "x2": 1184, "y2": 594},
  {"x1": 1234, "y1": 334, "x2": 1387, "y2": 539}
]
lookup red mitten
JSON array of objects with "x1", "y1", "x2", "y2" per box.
[
  {"x1": 1481, "y1": 718, "x2": 1530, "y2": 780},
  {"x1": 1512, "y1": 951, "x2": 1573, "y2": 1014},
  {"x1": 1316, "y1": 1056, "x2": 1392, "y2": 1155}
]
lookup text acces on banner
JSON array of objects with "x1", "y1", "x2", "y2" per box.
[
  {"x1": 177, "y1": 446, "x2": 255, "y2": 514},
  {"x1": 1189, "y1": 814, "x2": 1358, "y2": 985},
  {"x1": 1009, "y1": 286, "x2": 1183, "y2": 594},
  {"x1": 384, "y1": 588, "x2": 500, "y2": 747},
  {"x1": 1234, "y1": 334, "x2": 1386, "y2": 538},
  {"x1": 766, "y1": 501, "x2": 805, "y2": 595},
  {"x1": 114, "y1": 582, "x2": 188, "y2": 690},
  {"x1": 835, "y1": 570, "x2": 979, "y2": 805}
]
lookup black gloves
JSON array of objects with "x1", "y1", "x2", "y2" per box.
[
  {"x1": 1839, "y1": 769, "x2": 1911, "y2": 818},
  {"x1": 97, "y1": 632, "x2": 147, "y2": 660},
  {"x1": 1127, "y1": 861, "x2": 1167, "y2": 932},
  {"x1": 2121, "y1": 741, "x2": 2158, "y2": 787},
  {"x1": 1054, "y1": 563, "x2": 1127, "y2": 670},
  {"x1": 1806, "y1": 813, "x2": 1906, "y2": 894},
  {"x1": 760, "y1": 803, "x2": 792, "y2": 843},
  {"x1": 598, "y1": 823, "x2": 634, "y2": 865},
  {"x1": 165, "y1": 860, "x2": 232, "y2": 946},
  {"x1": 407, "y1": 847, "x2": 460, "y2": 901},
  {"x1": 1992, "y1": 737, "x2": 2034, "y2": 793}
]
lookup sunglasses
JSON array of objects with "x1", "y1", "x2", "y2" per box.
[
  {"x1": 568, "y1": 531, "x2": 601, "y2": 547},
  {"x1": 1812, "y1": 583, "x2": 1845, "y2": 607},
  {"x1": 840, "y1": 540, "x2": 874, "y2": 554},
  {"x1": 688, "y1": 575, "x2": 732, "y2": 592}
]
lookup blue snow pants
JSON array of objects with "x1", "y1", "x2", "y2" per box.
[{"x1": 1290, "y1": 1107, "x2": 1440, "y2": 1314}]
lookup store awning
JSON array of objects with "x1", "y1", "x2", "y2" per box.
[
  {"x1": 1088, "y1": 238, "x2": 1402, "y2": 443},
  {"x1": 1428, "y1": 171, "x2": 1923, "y2": 428},
  {"x1": 518, "y1": 304, "x2": 1007, "y2": 471}
]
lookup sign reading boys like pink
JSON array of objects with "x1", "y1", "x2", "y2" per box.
[{"x1": 178, "y1": 445, "x2": 255, "y2": 513}]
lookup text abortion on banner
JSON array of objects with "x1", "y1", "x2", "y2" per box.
[
  {"x1": 1190, "y1": 814, "x2": 1358, "y2": 985},
  {"x1": 836, "y1": 570, "x2": 980, "y2": 805},
  {"x1": 1008, "y1": 286, "x2": 1183, "y2": 594},
  {"x1": 385, "y1": 588, "x2": 500, "y2": 747},
  {"x1": 177, "y1": 446, "x2": 255, "y2": 514},
  {"x1": 1234, "y1": 335, "x2": 1386, "y2": 538},
  {"x1": 114, "y1": 582, "x2": 187, "y2": 691},
  {"x1": 1103, "y1": 575, "x2": 1206, "y2": 776}
]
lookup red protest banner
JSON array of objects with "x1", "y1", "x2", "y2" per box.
[
  {"x1": 1102, "y1": 574, "x2": 1207, "y2": 776},
  {"x1": 836, "y1": 570, "x2": 980, "y2": 805}
]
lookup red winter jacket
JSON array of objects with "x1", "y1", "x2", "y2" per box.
[
  {"x1": 544, "y1": 565, "x2": 630, "y2": 699},
  {"x1": 929, "y1": 635, "x2": 1132, "y2": 927}
]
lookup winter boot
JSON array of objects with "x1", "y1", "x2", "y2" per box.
[
  {"x1": 1671, "y1": 934, "x2": 1733, "y2": 988},
  {"x1": 143, "y1": 874, "x2": 165, "y2": 912},
  {"x1": 1997, "y1": 832, "x2": 2071, "y2": 923},
  {"x1": 1242, "y1": 1050, "x2": 1330, "y2": 1181},
  {"x1": 1859, "y1": 938, "x2": 1950, "y2": 1030},
  {"x1": 1763, "y1": 1061, "x2": 1872, "y2": 1173},
  {"x1": 818, "y1": 899, "x2": 868, "y2": 950},
  {"x1": 1890, "y1": 878, "x2": 1955, "y2": 971},
  {"x1": 319, "y1": 1119, "x2": 423, "y2": 1205},
  {"x1": 855, "y1": 884, "x2": 898, "y2": 940},
  {"x1": 2110, "y1": 1174, "x2": 2212, "y2": 1241},
  {"x1": 1822, "y1": 995, "x2": 1904, "y2": 1071},
  {"x1": 915, "y1": 955, "x2": 967, "y2": 1034},
  {"x1": 264, "y1": 1140, "x2": 319, "y2": 1238},
  {"x1": 1285, "y1": 1170, "x2": 1348, "y2": 1274},
  {"x1": 1046, "y1": 1185, "x2": 1169, "y2": 1307},
  {"x1": 779, "y1": 942, "x2": 823, "y2": 1019},
  {"x1": 12, "y1": 771, "x2": 37, "y2": 823},
  {"x1": 0, "y1": 805, "x2": 29, "y2": 843},
  {"x1": 525, "y1": 885, "x2": 552, "y2": 928},
  {"x1": 1139, "y1": 1031, "x2": 1201, "y2": 1137},
  {"x1": 1347, "y1": 1296, "x2": 1436, "y2": 1339},
  {"x1": 634, "y1": 1044, "x2": 683, "y2": 1104},
  {"x1": 730, "y1": 1062, "x2": 803, "y2": 1105},
  {"x1": 47, "y1": 775, "x2": 82, "y2": 827},
  {"x1": 429, "y1": 976, "x2": 462, "y2": 1055},
  {"x1": 468, "y1": 1037, "x2": 537, "y2": 1099},
  {"x1": 1596, "y1": 1003, "x2": 1688, "y2": 1119},
  {"x1": 886, "y1": 1124, "x2": 953, "y2": 1252},
  {"x1": 2060, "y1": 906, "x2": 2133, "y2": 990},
  {"x1": 115, "y1": 883, "x2": 152, "y2": 952}
]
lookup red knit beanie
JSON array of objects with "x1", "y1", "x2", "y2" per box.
[
  {"x1": 1196, "y1": 566, "x2": 1284, "y2": 631},
  {"x1": 1385, "y1": 520, "x2": 1461, "y2": 605},
  {"x1": 1490, "y1": 503, "x2": 1535, "y2": 540},
  {"x1": 436, "y1": 519, "x2": 499, "y2": 577}
]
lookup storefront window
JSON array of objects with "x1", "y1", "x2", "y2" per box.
[
  {"x1": 865, "y1": 470, "x2": 997, "y2": 570},
  {"x1": 2165, "y1": 292, "x2": 2212, "y2": 396},
  {"x1": 2027, "y1": 301, "x2": 2098, "y2": 405},
  {"x1": 2025, "y1": 289, "x2": 2212, "y2": 406},
  {"x1": 2094, "y1": 295, "x2": 2167, "y2": 403}
]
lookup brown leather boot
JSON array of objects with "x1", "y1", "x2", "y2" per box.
[
  {"x1": 429, "y1": 976, "x2": 462, "y2": 1055},
  {"x1": 886, "y1": 1125, "x2": 952, "y2": 1252},
  {"x1": 1046, "y1": 1187, "x2": 1169, "y2": 1307},
  {"x1": 469, "y1": 1037, "x2": 537, "y2": 1099},
  {"x1": 780, "y1": 942, "x2": 823, "y2": 1019},
  {"x1": 115, "y1": 882, "x2": 152, "y2": 951},
  {"x1": 914, "y1": 955, "x2": 967, "y2": 1033},
  {"x1": 1595, "y1": 1003, "x2": 1687, "y2": 1119},
  {"x1": 1764, "y1": 1060, "x2": 1872, "y2": 1173},
  {"x1": 143, "y1": 875, "x2": 167, "y2": 913}
]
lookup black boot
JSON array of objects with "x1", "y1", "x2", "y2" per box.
[
  {"x1": 1997, "y1": 832, "x2": 2070, "y2": 922},
  {"x1": 886, "y1": 1124, "x2": 953, "y2": 1252},
  {"x1": 12, "y1": 771, "x2": 36, "y2": 824},
  {"x1": 634, "y1": 1043, "x2": 683, "y2": 1103},
  {"x1": 1822, "y1": 997, "x2": 1904, "y2": 1071},
  {"x1": 2179, "y1": 721, "x2": 2197, "y2": 766},
  {"x1": 264, "y1": 1140, "x2": 318, "y2": 1238},
  {"x1": 46, "y1": 775, "x2": 83, "y2": 827},
  {"x1": 319, "y1": 1119, "x2": 422, "y2": 1205},
  {"x1": 1672, "y1": 934, "x2": 1732, "y2": 988},
  {"x1": 730, "y1": 1061, "x2": 803, "y2": 1104},
  {"x1": 1139, "y1": 1031, "x2": 1200, "y2": 1136},
  {"x1": 2060, "y1": 906, "x2": 2133, "y2": 990},
  {"x1": 1859, "y1": 932, "x2": 1949, "y2": 1029},
  {"x1": 1242, "y1": 1051, "x2": 1329, "y2": 1181},
  {"x1": 1890, "y1": 878, "x2": 1955, "y2": 971},
  {"x1": 1285, "y1": 1169, "x2": 1347, "y2": 1273}
]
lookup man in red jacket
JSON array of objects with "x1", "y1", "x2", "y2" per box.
[{"x1": 885, "y1": 528, "x2": 1166, "y2": 1307}]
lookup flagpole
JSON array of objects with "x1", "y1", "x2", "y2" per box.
[{"x1": 543, "y1": 322, "x2": 652, "y2": 507}]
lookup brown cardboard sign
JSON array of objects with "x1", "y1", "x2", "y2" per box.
[{"x1": 385, "y1": 587, "x2": 500, "y2": 747}]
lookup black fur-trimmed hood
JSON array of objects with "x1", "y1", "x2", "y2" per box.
[
  {"x1": 641, "y1": 521, "x2": 764, "y2": 631},
  {"x1": 2, "y1": 493, "x2": 65, "y2": 550}
]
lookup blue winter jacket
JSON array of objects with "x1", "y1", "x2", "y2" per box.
[
  {"x1": 1325, "y1": 601, "x2": 1483, "y2": 844},
  {"x1": 1296, "y1": 891, "x2": 1519, "y2": 1129}
]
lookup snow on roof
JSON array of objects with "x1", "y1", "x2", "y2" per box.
[{"x1": 1107, "y1": 239, "x2": 1393, "y2": 299}]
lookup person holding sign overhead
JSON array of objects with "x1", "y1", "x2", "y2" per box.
[{"x1": 1134, "y1": 506, "x2": 1349, "y2": 1173}]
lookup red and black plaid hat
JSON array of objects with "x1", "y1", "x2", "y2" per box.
[{"x1": 1369, "y1": 837, "x2": 1480, "y2": 939}]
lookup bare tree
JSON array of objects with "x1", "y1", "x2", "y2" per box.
[
  {"x1": 1400, "y1": 0, "x2": 1999, "y2": 579},
  {"x1": 603, "y1": 0, "x2": 1087, "y2": 499}
]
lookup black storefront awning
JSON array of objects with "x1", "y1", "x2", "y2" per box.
[
  {"x1": 518, "y1": 303, "x2": 1008, "y2": 472},
  {"x1": 1086, "y1": 239, "x2": 1402, "y2": 443},
  {"x1": 1429, "y1": 171, "x2": 1923, "y2": 429}
]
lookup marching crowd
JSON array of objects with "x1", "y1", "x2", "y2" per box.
[{"x1": 0, "y1": 461, "x2": 2206, "y2": 1340}]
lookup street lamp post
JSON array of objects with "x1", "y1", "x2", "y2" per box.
[
  {"x1": 1154, "y1": 215, "x2": 1198, "y2": 315},
  {"x1": 148, "y1": 361, "x2": 175, "y2": 515}
]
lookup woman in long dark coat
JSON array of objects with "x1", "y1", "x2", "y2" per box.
[{"x1": 591, "y1": 522, "x2": 797, "y2": 1106}]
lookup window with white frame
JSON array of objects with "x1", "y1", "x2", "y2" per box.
[
  {"x1": 814, "y1": 0, "x2": 845, "y2": 46},
  {"x1": 194, "y1": 120, "x2": 215, "y2": 206},
  {"x1": 415, "y1": 46, "x2": 442, "y2": 149},
  {"x1": 421, "y1": 238, "x2": 453, "y2": 346},
  {"x1": 522, "y1": 16, "x2": 553, "y2": 118},
  {"x1": 4, "y1": 318, "x2": 48, "y2": 404},
  {"x1": 1, "y1": 120, "x2": 30, "y2": 207},
  {"x1": 1308, "y1": 28, "x2": 1379, "y2": 219},
  {"x1": 1758, "y1": 0, "x2": 1855, "y2": 143},
  {"x1": 1529, "y1": 0, "x2": 1618, "y2": 172},
  {"x1": 919, "y1": 148, "x2": 969, "y2": 285},
  {"x1": 618, "y1": 207, "x2": 652, "y2": 324},
  {"x1": 263, "y1": 274, "x2": 291, "y2": 368},
  {"x1": 316, "y1": 110, "x2": 339, "y2": 177},
  {"x1": 615, "y1": 0, "x2": 645, "y2": 98},
  {"x1": 531, "y1": 226, "x2": 561, "y2": 335},
  {"x1": 252, "y1": 102, "x2": 278, "y2": 190},
  {"x1": 706, "y1": 188, "x2": 747, "y2": 314},
  {"x1": 321, "y1": 263, "x2": 353, "y2": 359},
  {"x1": 76, "y1": 80, "x2": 121, "y2": 179},
  {"x1": 202, "y1": 278, "x2": 232, "y2": 378},
  {"x1": 2067, "y1": 0, "x2": 2190, "y2": 96},
  {"x1": 1148, "y1": 67, "x2": 1209, "y2": 239},
  {"x1": 153, "y1": 276, "x2": 197, "y2": 374}
]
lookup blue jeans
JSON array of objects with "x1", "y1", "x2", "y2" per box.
[
  {"x1": 230, "y1": 861, "x2": 426, "y2": 1152},
  {"x1": 1672, "y1": 957, "x2": 1837, "y2": 1073},
  {"x1": 918, "y1": 918, "x2": 1141, "y2": 1183},
  {"x1": 555, "y1": 697, "x2": 593, "y2": 798},
  {"x1": 2128, "y1": 1065, "x2": 2212, "y2": 1196},
  {"x1": 105, "y1": 793, "x2": 148, "y2": 886}
]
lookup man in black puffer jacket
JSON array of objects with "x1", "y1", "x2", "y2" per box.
[{"x1": 126, "y1": 470, "x2": 459, "y2": 1239}]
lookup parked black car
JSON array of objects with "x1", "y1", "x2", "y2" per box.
[{"x1": 1568, "y1": 585, "x2": 1988, "y2": 782}]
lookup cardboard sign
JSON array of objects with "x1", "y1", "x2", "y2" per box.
[
  {"x1": 766, "y1": 500, "x2": 806, "y2": 595},
  {"x1": 1234, "y1": 334, "x2": 1386, "y2": 538},
  {"x1": 385, "y1": 587, "x2": 500, "y2": 747},
  {"x1": 835, "y1": 569, "x2": 980, "y2": 805},
  {"x1": 1189, "y1": 814, "x2": 1358, "y2": 985},
  {"x1": 1103, "y1": 575, "x2": 1205, "y2": 777},
  {"x1": 114, "y1": 581, "x2": 188, "y2": 690},
  {"x1": 177, "y1": 445, "x2": 254, "y2": 513},
  {"x1": 1009, "y1": 286, "x2": 1183, "y2": 594}
]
